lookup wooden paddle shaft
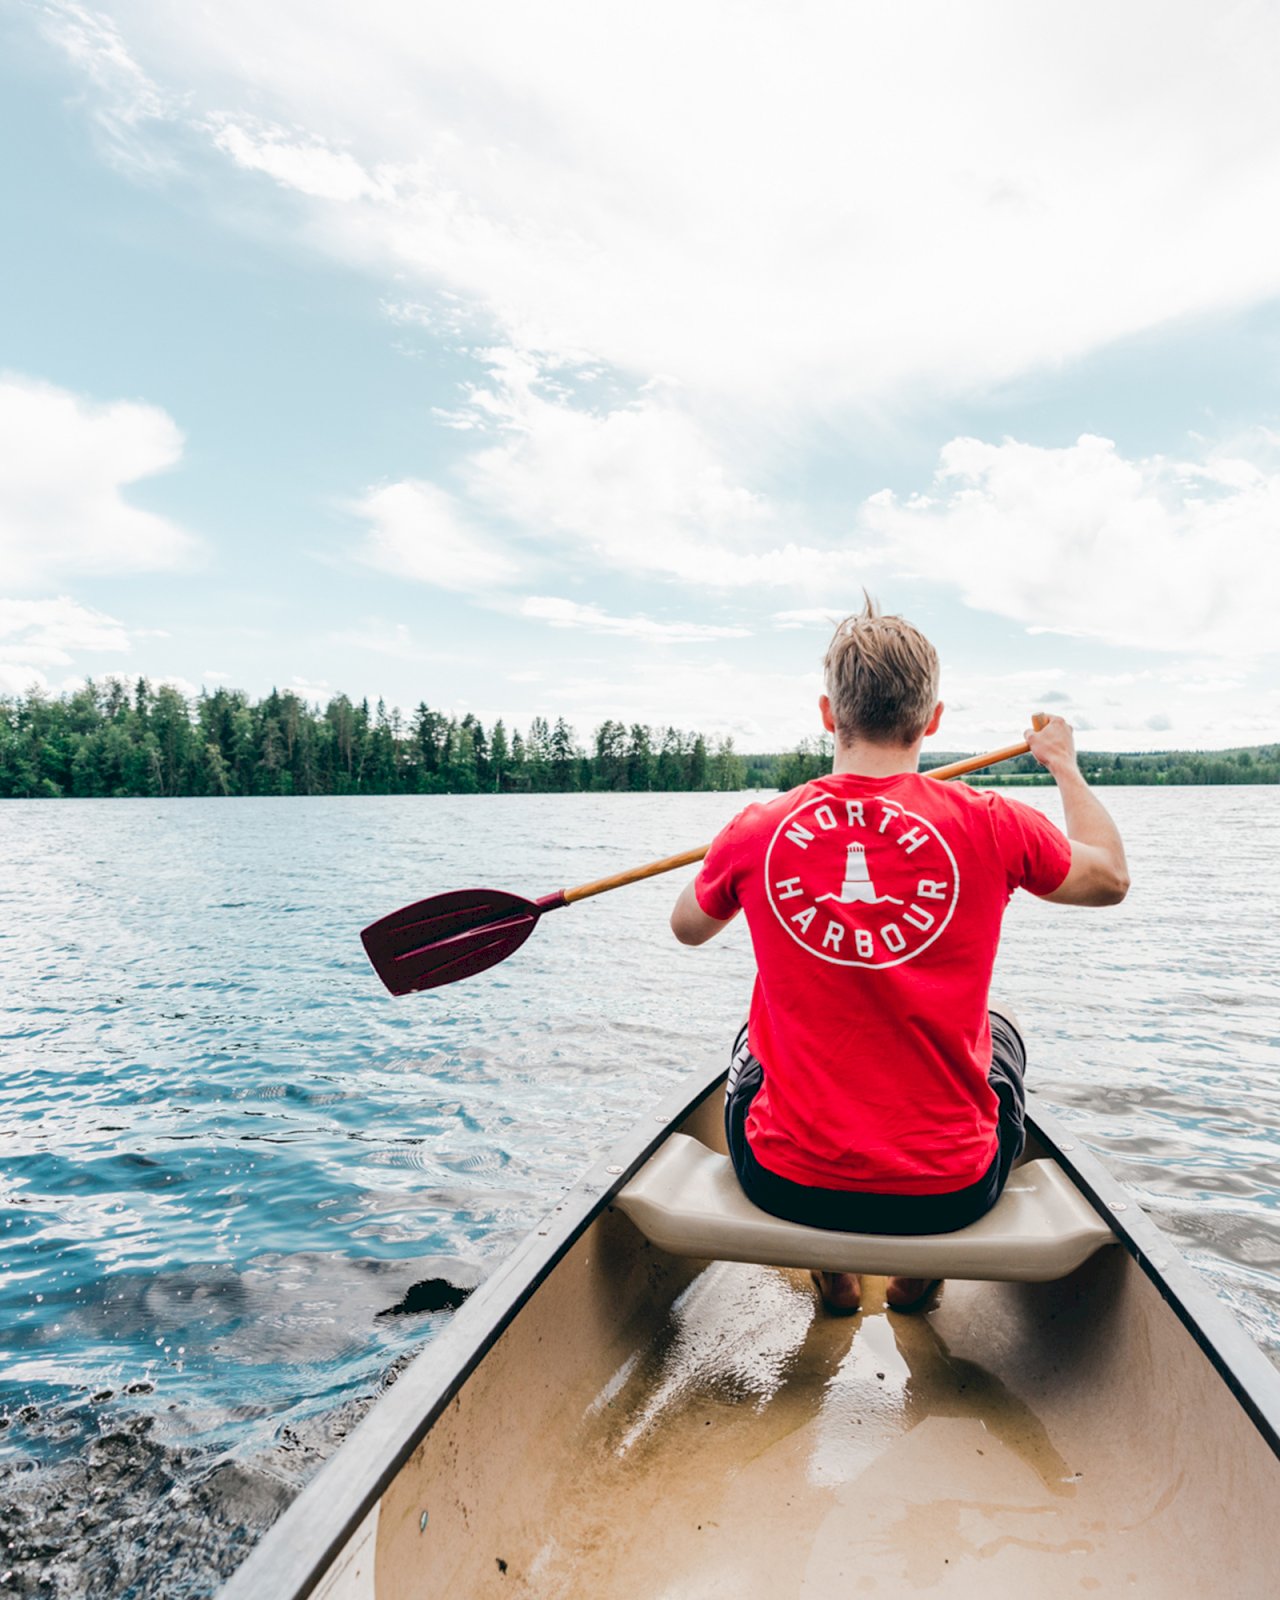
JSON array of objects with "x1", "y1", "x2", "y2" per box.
[
  {"x1": 561, "y1": 715, "x2": 1051, "y2": 905},
  {"x1": 563, "y1": 847, "x2": 711, "y2": 904}
]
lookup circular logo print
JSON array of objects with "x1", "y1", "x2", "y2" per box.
[{"x1": 764, "y1": 793, "x2": 959, "y2": 969}]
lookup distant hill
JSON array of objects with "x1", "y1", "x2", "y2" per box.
[{"x1": 741, "y1": 743, "x2": 1280, "y2": 789}]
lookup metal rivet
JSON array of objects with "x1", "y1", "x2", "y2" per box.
[
  {"x1": 1109, "y1": 1201, "x2": 1128, "y2": 1212},
  {"x1": 420, "y1": 1511, "x2": 429, "y2": 1532},
  {"x1": 1059, "y1": 1142, "x2": 1076, "y2": 1152},
  {"x1": 654, "y1": 1114, "x2": 668, "y2": 1122},
  {"x1": 606, "y1": 1165, "x2": 623, "y2": 1175},
  {"x1": 1149, "y1": 1258, "x2": 1168, "y2": 1271}
]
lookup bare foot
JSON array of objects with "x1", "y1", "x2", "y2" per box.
[
  {"x1": 885, "y1": 1276, "x2": 942, "y2": 1313},
  {"x1": 811, "y1": 1270, "x2": 862, "y2": 1314}
]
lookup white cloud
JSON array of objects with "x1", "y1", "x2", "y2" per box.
[
  {"x1": 332, "y1": 621, "x2": 424, "y2": 660},
  {"x1": 155, "y1": 674, "x2": 198, "y2": 697},
  {"x1": 0, "y1": 596, "x2": 131, "y2": 661},
  {"x1": 445, "y1": 350, "x2": 870, "y2": 592},
  {"x1": 330, "y1": 619, "x2": 472, "y2": 663},
  {"x1": 37, "y1": 2, "x2": 180, "y2": 176},
  {"x1": 0, "y1": 374, "x2": 199, "y2": 587},
  {"x1": 915, "y1": 659, "x2": 1279, "y2": 754},
  {"x1": 935, "y1": 665, "x2": 1073, "y2": 745},
  {"x1": 209, "y1": 118, "x2": 391, "y2": 204},
  {"x1": 462, "y1": 360, "x2": 769, "y2": 581},
  {"x1": 772, "y1": 609, "x2": 845, "y2": 631},
  {"x1": 42, "y1": 4, "x2": 1280, "y2": 409},
  {"x1": 506, "y1": 657, "x2": 825, "y2": 749},
  {"x1": 352, "y1": 479, "x2": 520, "y2": 592},
  {"x1": 864, "y1": 432, "x2": 1280, "y2": 656},
  {"x1": 288, "y1": 674, "x2": 332, "y2": 703},
  {"x1": 521, "y1": 596, "x2": 748, "y2": 643},
  {"x1": 0, "y1": 596, "x2": 132, "y2": 696},
  {"x1": 348, "y1": 353, "x2": 872, "y2": 594},
  {"x1": 0, "y1": 664, "x2": 46, "y2": 696}
]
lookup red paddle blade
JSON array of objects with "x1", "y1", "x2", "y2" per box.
[{"x1": 361, "y1": 888, "x2": 556, "y2": 995}]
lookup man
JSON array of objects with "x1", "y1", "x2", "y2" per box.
[{"x1": 670, "y1": 599, "x2": 1129, "y2": 1315}]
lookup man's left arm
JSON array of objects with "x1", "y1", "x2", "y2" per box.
[{"x1": 670, "y1": 879, "x2": 736, "y2": 946}]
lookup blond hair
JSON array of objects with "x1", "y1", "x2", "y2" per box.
[{"x1": 823, "y1": 595, "x2": 940, "y2": 745}]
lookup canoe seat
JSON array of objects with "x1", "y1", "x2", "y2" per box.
[{"x1": 615, "y1": 1134, "x2": 1115, "y2": 1283}]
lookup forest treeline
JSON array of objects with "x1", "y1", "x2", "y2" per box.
[
  {"x1": 942, "y1": 746, "x2": 1280, "y2": 786},
  {"x1": 0, "y1": 679, "x2": 748, "y2": 798},
  {"x1": 765, "y1": 739, "x2": 1280, "y2": 787},
  {"x1": 1, "y1": 681, "x2": 1275, "y2": 799}
]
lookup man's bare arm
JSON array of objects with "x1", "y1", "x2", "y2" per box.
[
  {"x1": 670, "y1": 879, "x2": 737, "y2": 945},
  {"x1": 1026, "y1": 716, "x2": 1130, "y2": 907}
]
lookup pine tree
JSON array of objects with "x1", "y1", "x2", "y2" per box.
[
  {"x1": 550, "y1": 718, "x2": 578, "y2": 791},
  {"x1": 508, "y1": 728, "x2": 529, "y2": 789},
  {"x1": 490, "y1": 720, "x2": 510, "y2": 792},
  {"x1": 656, "y1": 726, "x2": 686, "y2": 790},
  {"x1": 711, "y1": 735, "x2": 745, "y2": 790},
  {"x1": 526, "y1": 717, "x2": 551, "y2": 791},
  {"x1": 626, "y1": 724, "x2": 655, "y2": 791},
  {"x1": 594, "y1": 720, "x2": 627, "y2": 790},
  {"x1": 687, "y1": 733, "x2": 708, "y2": 790}
]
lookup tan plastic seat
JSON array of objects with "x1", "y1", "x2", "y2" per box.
[{"x1": 615, "y1": 1133, "x2": 1115, "y2": 1283}]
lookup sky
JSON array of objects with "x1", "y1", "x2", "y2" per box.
[{"x1": 2, "y1": 1, "x2": 1279, "y2": 753}]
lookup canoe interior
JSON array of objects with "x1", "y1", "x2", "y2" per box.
[{"x1": 319, "y1": 1085, "x2": 1280, "y2": 1598}]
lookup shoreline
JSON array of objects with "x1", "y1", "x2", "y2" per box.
[{"x1": 3, "y1": 775, "x2": 1278, "y2": 801}]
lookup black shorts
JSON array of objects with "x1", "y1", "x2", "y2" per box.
[{"x1": 724, "y1": 1010, "x2": 1027, "y2": 1237}]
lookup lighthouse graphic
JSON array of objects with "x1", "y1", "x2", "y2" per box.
[{"x1": 817, "y1": 842, "x2": 903, "y2": 906}]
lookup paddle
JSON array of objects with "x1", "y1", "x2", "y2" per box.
[{"x1": 362, "y1": 718, "x2": 1049, "y2": 995}]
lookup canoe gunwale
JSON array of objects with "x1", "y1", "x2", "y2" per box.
[
  {"x1": 1027, "y1": 1109, "x2": 1280, "y2": 1458},
  {"x1": 214, "y1": 1063, "x2": 727, "y2": 1600},
  {"x1": 215, "y1": 1063, "x2": 1280, "y2": 1600}
]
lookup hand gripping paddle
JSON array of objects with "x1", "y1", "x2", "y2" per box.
[{"x1": 361, "y1": 721, "x2": 1049, "y2": 995}]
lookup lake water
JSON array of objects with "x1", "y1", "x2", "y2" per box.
[{"x1": 2, "y1": 788, "x2": 1278, "y2": 1596}]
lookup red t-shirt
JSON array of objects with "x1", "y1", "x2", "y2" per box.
[{"x1": 695, "y1": 773, "x2": 1071, "y2": 1194}]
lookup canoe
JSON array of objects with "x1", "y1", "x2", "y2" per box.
[{"x1": 217, "y1": 1056, "x2": 1280, "y2": 1599}]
